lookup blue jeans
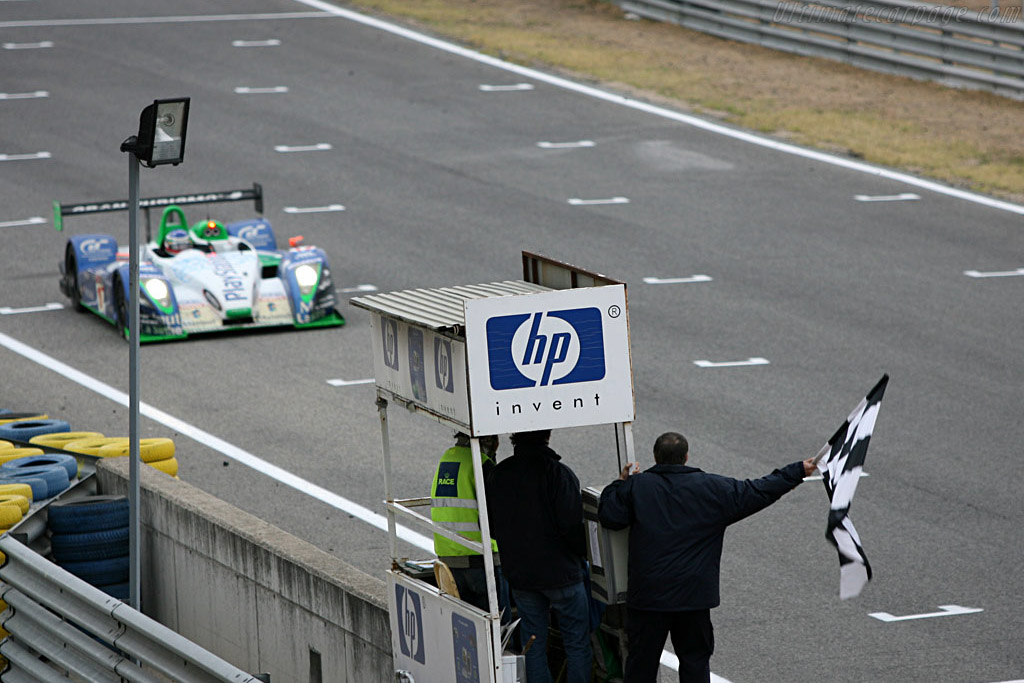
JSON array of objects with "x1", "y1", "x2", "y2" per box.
[{"x1": 512, "y1": 582, "x2": 592, "y2": 683}]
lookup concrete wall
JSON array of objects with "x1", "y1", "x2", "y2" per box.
[{"x1": 95, "y1": 458, "x2": 393, "y2": 682}]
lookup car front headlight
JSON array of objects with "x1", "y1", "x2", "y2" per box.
[
  {"x1": 294, "y1": 263, "x2": 320, "y2": 299},
  {"x1": 143, "y1": 278, "x2": 173, "y2": 312}
]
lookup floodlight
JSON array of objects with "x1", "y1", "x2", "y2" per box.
[{"x1": 121, "y1": 98, "x2": 190, "y2": 167}]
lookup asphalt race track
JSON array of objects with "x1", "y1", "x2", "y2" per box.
[{"x1": 2, "y1": 1, "x2": 1023, "y2": 681}]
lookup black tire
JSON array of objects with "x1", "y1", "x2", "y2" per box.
[
  {"x1": 113, "y1": 274, "x2": 129, "y2": 341},
  {"x1": 98, "y1": 582, "x2": 129, "y2": 600},
  {"x1": 50, "y1": 526, "x2": 129, "y2": 563},
  {"x1": 58, "y1": 555, "x2": 130, "y2": 586},
  {"x1": 64, "y1": 244, "x2": 86, "y2": 312},
  {"x1": 47, "y1": 495, "x2": 129, "y2": 534}
]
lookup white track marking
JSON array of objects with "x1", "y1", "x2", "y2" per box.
[
  {"x1": 292, "y1": 0, "x2": 1024, "y2": 217},
  {"x1": 0, "y1": 152, "x2": 51, "y2": 161},
  {"x1": 854, "y1": 193, "x2": 921, "y2": 202},
  {"x1": 234, "y1": 86, "x2": 289, "y2": 94},
  {"x1": 339, "y1": 284, "x2": 379, "y2": 293},
  {"x1": 478, "y1": 83, "x2": 534, "y2": 91},
  {"x1": 964, "y1": 268, "x2": 1024, "y2": 278},
  {"x1": 2, "y1": 40, "x2": 52, "y2": 49},
  {"x1": 232, "y1": 39, "x2": 282, "y2": 47},
  {"x1": 0, "y1": 216, "x2": 45, "y2": 228},
  {"x1": 283, "y1": 204, "x2": 346, "y2": 213},
  {"x1": 274, "y1": 143, "x2": 332, "y2": 153},
  {"x1": 567, "y1": 196, "x2": 629, "y2": 205},
  {"x1": 643, "y1": 275, "x2": 712, "y2": 284},
  {"x1": 0, "y1": 303, "x2": 63, "y2": 315},
  {"x1": 327, "y1": 378, "x2": 375, "y2": 386},
  {"x1": 694, "y1": 357, "x2": 770, "y2": 368},
  {"x1": 869, "y1": 605, "x2": 983, "y2": 622},
  {"x1": 0, "y1": 331, "x2": 433, "y2": 552},
  {"x1": 0, "y1": 91, "x2": 48, "y2": 100},
  {"x1": 0, "y1": 12, "x2": 329, "y2": 29},
  {"x1": 537, "y1": 140, "x2": 595, "y2": 149}
]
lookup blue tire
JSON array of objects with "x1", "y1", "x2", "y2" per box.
[
  {"x1": 47, "y1": 495, "x2": 129, "y2": 534},
  {"x1": 98, "y1": 582, "x2": 130, "y2": 601},
  {"x1": 58, "y1": 555, "x2": 130, "y2": 587},
  {"x1": 50, "y1": 526, "x2": 129, "y2": 563},
  {"x1": 0, "y1": 465, "x2": 69, "y2": 498},
  {"x1": 0, "y1": 419, "x2": 71, "y2": 441},
  {"x1": 0, "y1": 476, "x2": 47, "y2": 500},
  {"x1": 2, "y1": 454, "x2": 77, "y2": 481}
]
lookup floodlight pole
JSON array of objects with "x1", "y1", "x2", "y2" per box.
[{"x1": 127, "y1": 149, "x2": 142, "y2": 611}]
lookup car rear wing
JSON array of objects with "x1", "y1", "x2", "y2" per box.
[{"x1": 53, "y1": 183, "x2": 263, "y2": 238}]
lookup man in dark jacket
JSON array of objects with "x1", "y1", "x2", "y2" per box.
[
  {"x1": 598, "y1": 431, "x2": 815, "y2": 683},
  {"x1": 486, "y1": 430, "x2": 592, "y2": 683}
]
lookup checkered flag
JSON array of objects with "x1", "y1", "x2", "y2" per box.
[{"x1": 815, "y1": 375, "x2": 889, "y2": 600}]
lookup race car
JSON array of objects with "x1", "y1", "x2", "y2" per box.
[{"x1": 56, "y1": 184, "x2": 345, "y2": 342}]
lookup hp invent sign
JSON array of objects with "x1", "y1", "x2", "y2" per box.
[{"x1": 466, "y1": 285, "x2": 633, "y2": 436}]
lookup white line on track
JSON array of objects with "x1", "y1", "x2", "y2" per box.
[
  {"x1": 0, "y1": 302, "x2": 63, "y2": 315},
  {"x1": 0, "y1": 152, "x2": 50, "y2": 162},
  {"x1": 327, "y1": 378, "x2": 375, "y2": 386},
  {"x1": 478, "y1": 83, "x2": 534, "y2": 92},
  {"x1": 292, "y1": 0, "x2": 1024, "y2": 217},
  {"x1": 869, "y1": 605, "x2": 983, "y2": 622},
  {"x1": 644, "y1": 275, "x2": 712, "y2": 284},
  {"x1": 694, "y1": 357, "x2": 770, "y2": 368},
  {"x1": 0, "y1": 216, "x2": 46, "y2": 228},
  {"x1": 537, "y1": 140, "x2": 595, "y2": 149},
  {"x1": 568, "y1": 196, "x2": 629, "y2": 206},
  {"x1": 234, "y1": 86, "x2": 289, "y2": 94},
  {"x1": 339, "y1": 284, "x2": 378, "y2": 293},
  {"x1": 0, "y1": 12, "x2": 329, "y2": 29},
  {"x1": 0, "y1": 331, "x2": 433, "y2": 552},
  {"x1": 659, "y1": 651, "x2": 734, "y2": 682},
  {"x1": 283, "y1": 204, "x2": 346, "y2": 213},
  {"x1": 963, "y1": 268, "x2": 1024, "y2": 278},
  {"x1": 232, "y1": 39, "x2": 282, "y2": 47},
  {"x1": 274, "y1": 143, "x2": 332, "y2": 153},
  {"x1": 2, "y1": 40, "x2": 52, "y2": 49},
  {"x1": 0, "y1": 90, "x2": 48, "y2": 100},
  {"x1": 854, "y1": 193, "x2": 921, "y2": 202}
]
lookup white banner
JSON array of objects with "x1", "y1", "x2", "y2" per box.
[
  {"x1": 464, "y1": 285, "x2": 634, "y2": 435},
  {"x1": 369, "y1": 314, "x2": 471, "y2": 427}
]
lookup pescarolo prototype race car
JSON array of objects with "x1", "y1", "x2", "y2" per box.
[{"x1": 56, "y1": 185, "x2": 345, "y2": 342}]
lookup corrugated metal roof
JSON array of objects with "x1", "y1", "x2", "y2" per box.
[{"x1": 350, "y1": 280, "x2": 552, "y2": 333}]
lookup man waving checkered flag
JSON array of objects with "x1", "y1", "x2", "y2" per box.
[{"x1": 815, "y1": 375, "x2": 889, "y2": 600}]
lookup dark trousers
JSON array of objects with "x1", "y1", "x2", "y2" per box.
[{"x1": 625, "y1": 607, "x2": 714, "y2": 683}]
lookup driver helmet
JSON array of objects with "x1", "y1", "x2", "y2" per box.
[{"x1": 163, "y1": 228, "x2": 191, "y2": 255}]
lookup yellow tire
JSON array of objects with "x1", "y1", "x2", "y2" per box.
[
  {"x1": 0, "y1": 495, "x2": 29, "y2": 515},
  {"x1": 148, "y1": 457, "x2": 179, "y2": 477},
  {"x1": 63, "y1": 437, "x2": 128, "y2": 456},
  {"x1": 0, "y1": 483, "x2": 33, "y2": 503},
  {"x1": 97, "y1": 437, "x2": 175, "y2": 463},
  {"x1": 0, "y1": 448, "x2": 45, "y2": 465},
  {"x1": 0, "y1": 440, "x2": 10, "y2": 449},
  {"x1": 30, "y1": 431, "x2": 104, "y2": 448},
  {"x1": 0, "y1": 414, "x2": 46, "y2": 425},
  {"x1": 0, "y1": 505, "x2": 21, "y2": 528}
]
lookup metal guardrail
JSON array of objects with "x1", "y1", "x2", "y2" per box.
[
  {"x1": 613, "y1": 0, "x2": 1024, "y2": 98},
  {"x1": 0, "y1": 535, "x2": 259, "y2": 683}
]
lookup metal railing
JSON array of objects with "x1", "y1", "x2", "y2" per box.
[
  {"x1": 0, "y1": 535, "x2": 259, "y2": 683},
  {"x1": 613, "y1": 0, "x2": 1024, "y2": 98}
]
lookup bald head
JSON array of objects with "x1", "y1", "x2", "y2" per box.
[{"x1": 653, "y1": 432, "x2": 689, "y2": 465}]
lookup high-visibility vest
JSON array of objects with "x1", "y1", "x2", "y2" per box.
[{"x1": 431, "y1": 445, "x2": 497, "y2": 557}]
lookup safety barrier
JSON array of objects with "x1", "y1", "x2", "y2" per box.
[
  {"x1": 613, "y1": 0, "x2": 1024, "y2": 98},
  {"x1": 0, "y1": 535, "x2": 259, "y2": 683}
]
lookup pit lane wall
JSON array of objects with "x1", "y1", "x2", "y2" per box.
[{"x1": 94, "y1": 457, "x2": 393, "y2": 682}]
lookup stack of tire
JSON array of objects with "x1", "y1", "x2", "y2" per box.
[
  {"x1": 0, "y1": 419, "x2": 76, "y2": 512},
  {"x1": 62, "y1": 436, "x2": 179, "y2": 478},
  {"x1": 46, "y1": 495, "x2": 130, "y2": 600},
  {"x1": 0, "y1": 484, "x2": 32, "y2": 535}
]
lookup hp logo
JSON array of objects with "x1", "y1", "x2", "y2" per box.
[
  {"x1": 395, "y1": 585, "x2": 426, "y2": 664},
  {"x1": 485, "y1": 307, "x2": 605, "y2": 390},
  {"x1": 382, "y1": 318, "x2": 399, "y2": 371},
  {"x1": 434, "y1": 338, "x2": 454, "y2": 392}
]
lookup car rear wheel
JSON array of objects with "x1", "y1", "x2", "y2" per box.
[{"x1": 64, "y1": 245, "x2": 85, "y2": 312}]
